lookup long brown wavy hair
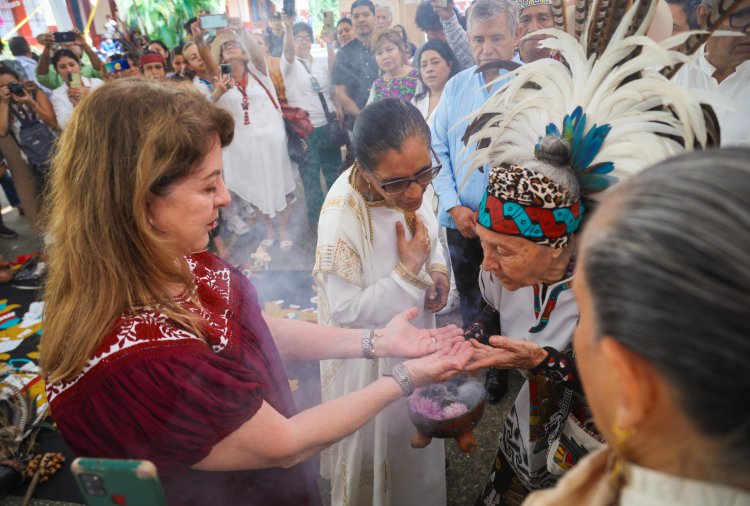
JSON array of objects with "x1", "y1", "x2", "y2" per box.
[{"x1": 41, "y1": 79, "x2": 234, "y2": 383}]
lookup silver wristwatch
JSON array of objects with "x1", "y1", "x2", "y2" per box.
[{"x1": 362, "y1": 328, "x2": 376, "y2": 359}]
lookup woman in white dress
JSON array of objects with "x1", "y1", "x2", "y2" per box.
[
  {"x1": 49, "y1": 49, "x2": 104, "y2": 129},
  {"x1": 314, "y1": 98, "x2": 451, "y2": 506},
  {"x1": 211, "y1": 34, "x2": 295, "y2": 249}
]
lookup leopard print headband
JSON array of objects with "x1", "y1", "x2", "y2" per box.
[{"x1": 478, "y1": 164, "x2": 583, "y2": 249}]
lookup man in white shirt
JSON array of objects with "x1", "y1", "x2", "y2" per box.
[
  {"x1": 8, "y1": 37, "x2": 51, "y2": 95},
  {"x1": 672, "y1": 0, "x2": 750, "y2": 146},
  {"x1": 281, "y1": 17, "x2": 342, "y2": 231},
  {"x1": 375, "y1": 3, "x2": 394, "y2": 29}
]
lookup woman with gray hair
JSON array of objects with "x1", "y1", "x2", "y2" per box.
[
  {"x1": 461, "y1": 0, "x2": 722, "y2": 502},
  {"x1": 521, "y1": 148, "x2": 750, "y2": 505}
]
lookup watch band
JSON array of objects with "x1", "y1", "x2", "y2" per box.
[
  {"x1": 362, "y1": 328, "x2": 376, "y2": 359},
  {"x1": 391, "y1": 363, "x2": 415, "y2": 396}
]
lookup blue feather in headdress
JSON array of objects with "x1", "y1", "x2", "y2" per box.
[{"x1": 538, "y1": 106, "x2": 616, "y2": 194}]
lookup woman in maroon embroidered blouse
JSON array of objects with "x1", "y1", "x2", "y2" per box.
[{"x1": 40, "y1": 80, "x2": 471, "y2": 506}]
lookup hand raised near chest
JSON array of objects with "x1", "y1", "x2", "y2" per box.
[{"x1": 396, "y1": 215, "x2": 430, "y2": 275}]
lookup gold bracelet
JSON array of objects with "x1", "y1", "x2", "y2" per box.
[
  {"x1": 395, "y1": 261, "x2": 431, "y2": 290},
  {"x1": 428, "y1": 263, "x2": 449, "y2": 275}
]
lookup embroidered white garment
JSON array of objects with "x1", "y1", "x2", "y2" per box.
[
  {"x1": 478, "y1": 269, "x2": 580, "y2": 490},
  {"x1": 216, "y1": 66, "x2": 295, "y2": 217},
  {"x1": 314, "y1": 168, "x2": 448, "y2": 506}
]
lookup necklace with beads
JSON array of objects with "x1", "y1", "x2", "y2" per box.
[{"x1": 236, "y1": 74, "x2": 250, "y2": 125}]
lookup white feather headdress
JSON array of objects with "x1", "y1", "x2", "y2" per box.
[{"x1": 462, "y1": 0, "x2": 734, "y2": 196}]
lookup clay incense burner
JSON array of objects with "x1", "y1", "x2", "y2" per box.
[{"x1": 407, "y1": 375, "x2": 486, "y2": 453}]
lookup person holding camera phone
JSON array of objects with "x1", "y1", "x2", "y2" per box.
[
  {"x1": 209, "y1": 30, "x2": 296, "y2": 251},
  {"x1": 35, "y1": 29, "x2": 103, "y2": 91},
  {"x1": 49, "y1": 49, "x2": 104, "y2": 129},
  {"x1": 0, "y1": 66, "x2": 56, "y2": 237},
  {"x1": 0, "y1": 67, "x2": 57, "y2": 170},
  {"x1": 281, "y1": 15, "x2": 341, "y2": 234}
]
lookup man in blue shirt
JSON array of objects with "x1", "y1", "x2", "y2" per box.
[{"x1": 432, "y1": 0, "x2": 520, "y2": 327}]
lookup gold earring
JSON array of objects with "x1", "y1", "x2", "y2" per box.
[
  {"x1": 609, "y1": 423, "x2": 636, "y2": 489},
  {"x1": 611, "y1": 424, "x2": 636, "y2": 451}
]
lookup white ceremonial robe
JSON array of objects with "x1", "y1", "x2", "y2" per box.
[{"x1": 314, "y1": 168, "x2": 448, "y2": 506}]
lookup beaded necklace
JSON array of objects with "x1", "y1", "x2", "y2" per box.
[{"x1": 236, "y1": 74, "x2": 250, "y2": 125}]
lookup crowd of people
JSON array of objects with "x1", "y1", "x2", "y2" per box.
[{"x1": 0, "y1": 0, "x2": 749, "y2": 504}]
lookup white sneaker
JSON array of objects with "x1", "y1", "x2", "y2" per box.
[{"x1": 436, "y1": 290, "x2": 460, "y2": 316}]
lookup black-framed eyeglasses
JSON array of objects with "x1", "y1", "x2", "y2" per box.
[
  {"x1": 367, "y1": 147, "x2": 442, "y2": 195},
  {"x1": 729, "y1": 7, "x2": 750, "y2": 29}
]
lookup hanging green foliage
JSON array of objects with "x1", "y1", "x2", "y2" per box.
[{"x1": 117, "y1": 0, "x2": 225, "y2": 48}]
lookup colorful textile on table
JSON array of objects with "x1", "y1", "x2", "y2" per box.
[{"x1": 478, "y1": 164, "x2": 583, "y2": 248}]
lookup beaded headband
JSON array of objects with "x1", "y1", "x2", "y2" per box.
[
  {"x1": 478, "y1": 164, "x2": 582, "y2": 249},
  {"x1": 517, "y1": 0, "x2": 554, "y2": 9}
]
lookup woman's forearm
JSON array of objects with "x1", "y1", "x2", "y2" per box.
[
  {"x1": 194, "y1": 376, "x2": 403, "y2": 471},
  {"x1": 0, "y1": 102, "x2": 9, "y2": 136},
  {"x1": 35, "y1": 93, "x2": 58, "y2": 128},
  {"x1": 198, "y1": 43, "x2": 220, "y2": 81},
  {"x1": 263, "y1": 313, "x2": 365, "y2": 361}
]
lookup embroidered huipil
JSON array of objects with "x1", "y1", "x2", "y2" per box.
[
  {"x1": 367, "y1": 69, "x2": 421, "y2": 104},
  {"x1": 46, "y1": 252, "x2": 321, "y2": 506},
  {"x1": 313, "y1": 168, "x2": 449, "y2": 506},
  {"x1": 478, "y1": 269, "x2": 582, "y2": 491}
]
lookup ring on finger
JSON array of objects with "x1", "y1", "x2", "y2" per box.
[{"x1": 431, "y1": 337, "x2": 437, "y2": 344}]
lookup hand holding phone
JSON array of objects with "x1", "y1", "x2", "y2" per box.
[
  {"x1": 68, "y1": 72, "x2": 83, "y2": 88},
  {"x1": 199, "y1": 13, "x2": 229, "y2": 30},
  {"x1": 104, "y1": 58, "x2": 131, "y2": 74},
  {"x1": 283, "y1": 0, "x2": 296, "y2": 17},
  {"x1": 53, "y1": 31, "x2": 77, "y2": 43},
  {"x1": 72, "y1": 458, "x2": 167, "y2": 506}
]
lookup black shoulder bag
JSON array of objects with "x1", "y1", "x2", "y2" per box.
[{"x1": 297, "y1": 58, "x2": 347, "y2": 148}]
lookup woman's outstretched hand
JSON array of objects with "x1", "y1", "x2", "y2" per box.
[
  {"x1": 466, "y1": 336, "x2": 548, "y2": 371},
  {"x1": 403, "y1": 340, "x2": 474, "y2": 387},
  {"x1": 377, "y1": 307, "x2": 464, "y2": 358}
]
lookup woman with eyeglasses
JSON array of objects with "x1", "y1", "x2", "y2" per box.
[{"x1": 313, "y1": 98, "x2": 450, "y2": 506}]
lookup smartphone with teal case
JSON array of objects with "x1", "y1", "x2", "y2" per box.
[{"x1": 71, "y1": 458, "x2": 167, "y2": 506}]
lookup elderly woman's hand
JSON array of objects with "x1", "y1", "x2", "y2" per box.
[
  {"x1": 403, "y1": 340, "x2": 474, "y2": 387},
  {"x1": 396, "y1": 215, "x2": 430, "y2": 275},
  {"x1": 466, "y1": 336, "x2": 548, "y2": 371},
  {"x1": 425, "y1": 271, "x2": 449, "y2": 313},
  {"x1": 377, "y1": 307, "x2": 464, "y2": 358}
]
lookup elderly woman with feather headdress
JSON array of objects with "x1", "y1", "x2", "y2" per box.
[{"x1": 460, "y1": 0, "x2": 722, "y2": 503}]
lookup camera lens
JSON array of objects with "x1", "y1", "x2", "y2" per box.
[{"x1": 79, "y1": 473, "x2": 107, "y2": 496}]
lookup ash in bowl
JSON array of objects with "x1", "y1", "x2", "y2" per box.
[{"x1": 409, "y1": 375, "x2": 486, "y2": 421}]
